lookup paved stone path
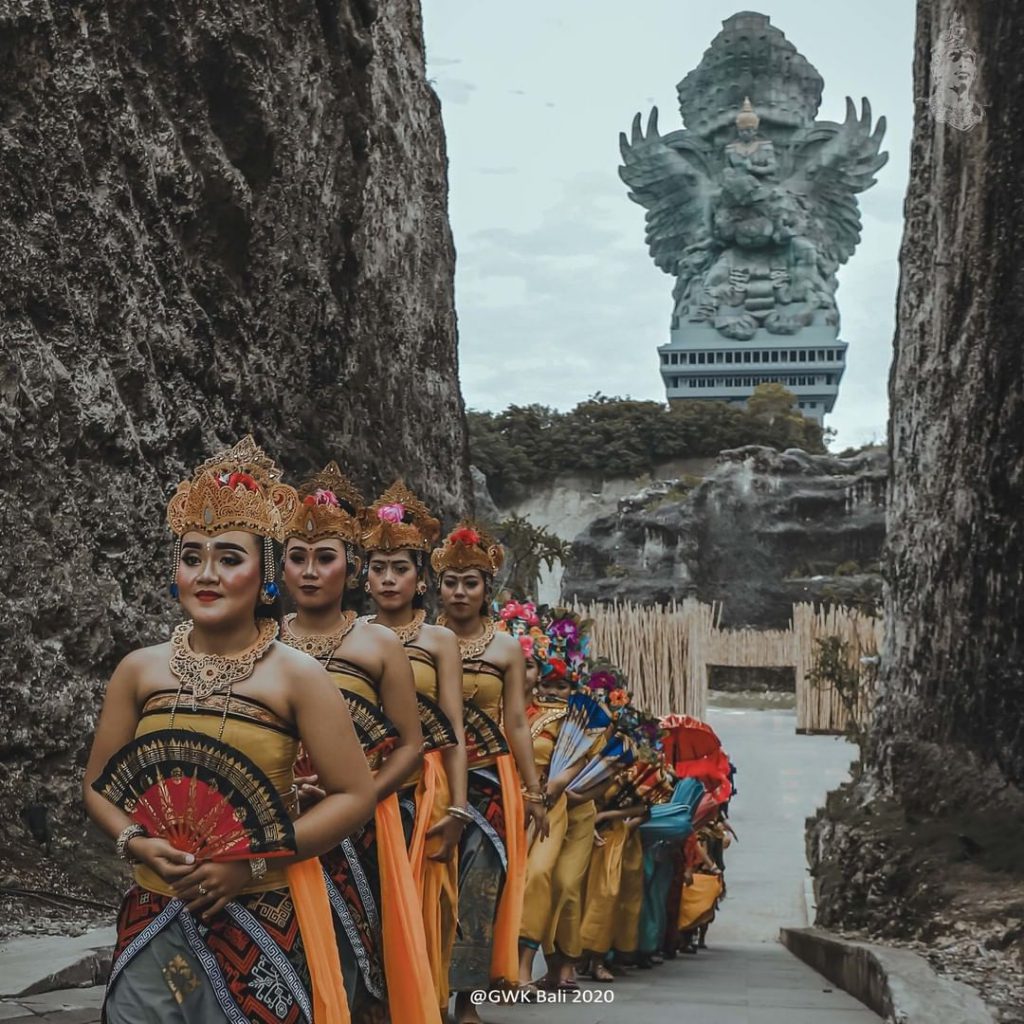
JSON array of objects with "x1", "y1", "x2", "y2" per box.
[{"x1": 0, "y1": 704, "x2": 880, "y2": 1021}]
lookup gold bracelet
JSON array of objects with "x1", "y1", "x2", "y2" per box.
[{"x1": 446, "y1": 805, "x2": 474, "y2": 824}]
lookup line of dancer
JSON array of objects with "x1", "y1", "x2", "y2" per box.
[{"x1": 83, "y1": 436, "x2": 737, "y2": 1024}]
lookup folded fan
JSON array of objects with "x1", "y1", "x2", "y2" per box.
[
  {"x1": 605, "y1": 760, "x2": 662, "y2": 811},
  {"x1": 463, "y1": 701, "x2": 509, "y2": 765},
  {"x1": 295, "y1": 691, "x2": 399, "y2": 777},
  {"x1": 416, "y1": 692, "x2": 458, "y2": 753},
  {"x1": 568, "y1": 733, "x2": 636, "y2": 793},
  {"x1": 548, "y1": 691, "x2": 612, "y2": 778},
  {"x1": 93, "y1": 729, "x2": 296, "y2": 861}
]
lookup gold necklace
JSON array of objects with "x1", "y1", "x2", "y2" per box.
[
  {"x1": 362, "y1": 608, "x2": 425, "y2": 645},
  {"x1": 281, "y1": 611, "x2": 357, "y2": 658},
  {"x1": 448, "y1": 617, "x2": 496, "y2": 660},
  {"x1": 168, "y1": 618, "x2": 278, "y2": 738}
]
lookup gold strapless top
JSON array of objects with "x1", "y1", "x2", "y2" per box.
[
  {"x1": 406, "y1": 644, "x2": 438, "y2": 701},
  {"x1": 322, "y1": 655, "x2": 381, "y2": 707},
  {"x1": 461, "y1": 657, "x2": 504, "y2": 723},
  {"x1": 528, "y1": 700, "x2": 566, "y2": 770},
  {"x1": 133, "y1": 692, "x2": 298, "y2": 896}
]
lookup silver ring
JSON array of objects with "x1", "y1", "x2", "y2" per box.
[{"x1": 197, "y1": 883, "x2": 208, "y2": 896}]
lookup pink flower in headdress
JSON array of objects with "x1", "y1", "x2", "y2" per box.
[
  {"x1": 500, "y1": 602, "x2": 525, "y2": 622},
  {"x1": 377, "y1": 503, "x2": 405, "y2": 524},
  {"x1": 518, "y1": 635, "x2": 535, "y2": 658},
  {"x1": 313, "y1": 489, "x2": 340, "y2": 506},
  {"x1": 550, "y1": 619, "x2": 580, "y2": 644},
  {"x1": 521, "y1": 602, "x2": 540, "y2": 626}
]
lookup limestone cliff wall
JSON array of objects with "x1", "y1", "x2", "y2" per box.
[
  {"x1": 0, "y1": 0, "x2": 467, "y2": 885},
  {"x1": 809, "y1": 2, "x2": 1024, "y2": 997}
]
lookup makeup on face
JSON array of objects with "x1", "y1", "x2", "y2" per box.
[
  {"x1": 283, "y1": 538, "x2": 348, "y2": 607},
  {"x1": 177, "y1": 531, "x2": 262, "y2": 619},
  {"x1": 367, "y1": 550, "x2": 420, "y2": 606}
]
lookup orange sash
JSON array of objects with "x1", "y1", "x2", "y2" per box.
[
  {"x1": 409, "y1": 751, "x2": 458, "y2": 1008},
  {"x1": 408, "y1": 752, "x2": 441, "y2": 893},
  {"x1": 376, "y1": 793, "x2": 443, "y2": 1023},
  {"x1": 489, "y1": 753, "x2": 526, "y2": 984},
  {"x1": 285, "y1": 858, "x2": 351, "y2": 1024}
]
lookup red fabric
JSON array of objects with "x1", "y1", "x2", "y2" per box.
[{"x1": 661, "y1": 715, "x2": 721, "y2": 763}]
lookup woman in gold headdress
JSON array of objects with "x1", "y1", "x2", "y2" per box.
[
  {"x1": 360, "y1": 481, "x2": 467, "y2": 1014},
  {"x1": 279, "y1": 463, "x2": 438, "y2": 1024},
  {"x1": 433, "y1": 525, "x2": 548, "y2": 1024},
  {"x1": 83, "y1": 436, "x2": 376, "y2": 1024}
]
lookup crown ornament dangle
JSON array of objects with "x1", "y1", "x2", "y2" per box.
[
  {"x1": 168, "y1": 536, "x2": 182, "y2": 600},
  {"x1": 260, "y1": 534, "x2": 279, "y2": 605}
]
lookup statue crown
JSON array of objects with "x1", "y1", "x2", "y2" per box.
[{"x1": 735, "y1": 97, "x2": 760, "y2": 130}]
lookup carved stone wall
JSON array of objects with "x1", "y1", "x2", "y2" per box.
[{"x1": 0, "y1": 0, "x2": 467, "y2": 888}]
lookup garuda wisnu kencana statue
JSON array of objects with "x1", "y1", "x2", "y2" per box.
[{"x1": 620, "y1": 12, "x2": 887, "y2": 342}]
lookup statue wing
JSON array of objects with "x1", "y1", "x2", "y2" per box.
[
  {"x1": 619, "y1": 107, "x2": 716, "y2": 275},
  {"x1": 784, "y1": 97, "x2": 888, "y2": 266}
]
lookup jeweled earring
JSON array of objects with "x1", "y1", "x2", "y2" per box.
[
  {"x1": 364, "y1": 581, "x2": 371, "y2": 594},
  {"x1": 347, "y1": 551, "x2": 362, "y2": 589},
  {"x1": 416, "y1": 580, "x2": 427, "y2": 596},
  {"x1": 168, "y1": 537, "x2": 182, "y2": 599},
  {"x1": 260, "y1": 535, "x2": 279, "y2": 605}
]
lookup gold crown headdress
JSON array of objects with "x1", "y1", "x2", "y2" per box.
[
  {"x1": 735, "y1": 97, "x2": 760, "y2": 130},
  {"x1": 166, "y1": 435, "x2": 297, "y2": 543},
  {"x1": 285, "y1": 461, "x2": 364, "y2": 545},
  {"x1": 361, "y1": 480, "x2": 441, "y2": 553},
  {"x1": 430, "y1": 521, "x2": 505, "y2": 577}
]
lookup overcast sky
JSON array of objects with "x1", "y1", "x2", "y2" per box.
[{"x1": 421, "y1": 1, "x2": 915, "y2": 450}]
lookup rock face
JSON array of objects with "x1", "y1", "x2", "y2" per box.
[
  {"x1": 809, "y1": 2, "x2": 1024, "y2": 1011},
  {"x1": 0, "y1": 0, "x2": 467, "y2": 891},
  {"x1": 562, "y1": 445, "x2": 886, "y2": 628}
]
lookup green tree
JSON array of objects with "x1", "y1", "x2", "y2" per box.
[{"x1": 492, "y1": 514, "x2": 572, "y2": 598}]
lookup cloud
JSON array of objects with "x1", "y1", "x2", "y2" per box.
[{"x1": 433, "y1": 77, "x2": 477, "y2": 105}]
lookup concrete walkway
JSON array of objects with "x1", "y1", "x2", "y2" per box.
[{"x1": 0, "y1": 705, "x2": 879, "y2": 1022}]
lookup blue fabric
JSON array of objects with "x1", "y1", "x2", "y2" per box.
[{"x1": 638, "y1": 778, "x2": 703, "y2": 842}]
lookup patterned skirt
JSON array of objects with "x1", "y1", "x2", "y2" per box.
[
  {"x1": 321, "y1": 818, "x2": 388, "y2": 1024},
  {"x1": 448, "y1": 767, "x2": 507, "y2": 993},
  {"x1": 105, "y1": 839, "x2": 387, "y2": 1024},
  {"x1": 105, "y1": 886, "x2": 315, "y2": 1024}
]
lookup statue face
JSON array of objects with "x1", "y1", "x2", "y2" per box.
[
  {"x1": 948, "y1": 49, "x2": 977, "y2": 88},
  {"x1": 737, "y1": 126, "x2": 757, "y2": 141}
]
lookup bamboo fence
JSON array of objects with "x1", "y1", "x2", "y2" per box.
[
  {"x1": 792, "y1": 602, "x2": 883, "y2": 734},
  {"x1": 574, "y1": 599, "x2": 883, "y2": 733}
]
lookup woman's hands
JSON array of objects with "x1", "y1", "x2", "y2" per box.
[
  {"x1": 425, "y1": 814, "x2": 465, "y2": 863},
  {"x1": 128, "y1": 837, "x2": 197, "y2": 886},
  {"x1": 295, "y1": 773, "x2": 326, "y2": 810},
  {"x1": 173, "y1": 861, "x2": 254, "y2": 921},
  {"x1": 127, "y1": 839, "x2": 253, "y2": 921},
  {"x1": 524, "y1": 800, "x2": 549, "y2": 839}
]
